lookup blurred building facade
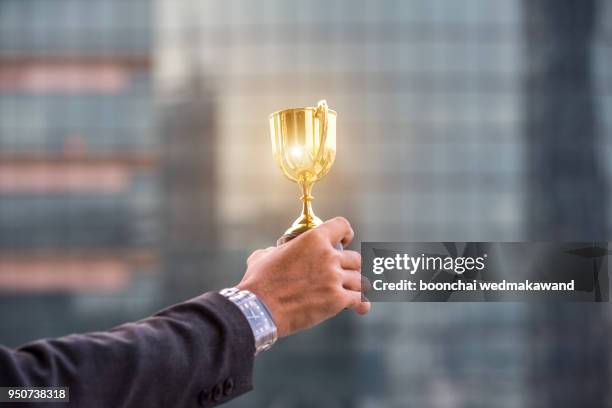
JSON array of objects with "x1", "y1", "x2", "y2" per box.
[
  {"x1": 524, "y1": 1, "x2": 610, "y2": 407},
  {"x1": 0, "y1": 0, "x2": 160, "y2": 341},
  {"x1": 0, "y1": 0, "x2": 611, "y2": 407}
]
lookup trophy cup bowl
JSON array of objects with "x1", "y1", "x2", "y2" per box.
[{"x1": 269, "y1": 100, "x2": 337, "y2": 245}]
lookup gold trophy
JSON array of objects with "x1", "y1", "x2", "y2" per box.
[{"x1": 270, "y1": 100, "x2": 337, "y2": 245}]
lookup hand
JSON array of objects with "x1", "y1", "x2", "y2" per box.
[{"x1": 237, "y1": 217, "x2": 371, "y2": 338}]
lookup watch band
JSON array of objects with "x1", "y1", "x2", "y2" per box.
[{"x1": 219, "y1": 287, "x2": 278, "y2": 355}]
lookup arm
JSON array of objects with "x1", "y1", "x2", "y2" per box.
[
  {"x1": 0, "y1": 292, "x2": 253, "y2": 408},
  {"x1": 0, "y1": 217, "x2": 369, "y2": 408}
]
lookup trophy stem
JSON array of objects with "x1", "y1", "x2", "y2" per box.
[
  {"x1": 277, "y1": 178, "x2": 323, "y2": 246},
  {"x1": 299, "y1": 179, "x2": 315, "y2": 221}
]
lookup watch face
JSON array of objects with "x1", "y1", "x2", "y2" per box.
[
  {"x1": 244, "y1": 306, "x2": 259, "y2": 320},
  {"x1": 244, "y1": 304, "x2": 268, "y2": 328},
  {"x1": 242, "y1": 301, "x2": 276, "y2": 343},
  {"x1": 220, "y1": 288, "x2": 276, "y2": 353}
]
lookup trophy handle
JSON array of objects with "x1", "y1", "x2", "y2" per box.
[{"x1": 313, "y1": 99, "x2": 328, "y2": 163}]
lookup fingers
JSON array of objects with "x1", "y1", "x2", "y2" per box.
[
  {"x1": 340, "y1": 250, "x2": 361, "y2": 270},
  {"x1": 344, "y1": 290, "x2": 371, "y2": 315},
  {"x1": 317, "y1": 217, "x2": 354, "y2": 248},
  {"x1": 341, "y1": 270, "x2": 362, "y2": 291},
  {"x1": 341, "y1": 270, "x2": 371, "y2": 293},
  {"x1": 341, "y1": 271, "x2": 371, "y2": 315}
]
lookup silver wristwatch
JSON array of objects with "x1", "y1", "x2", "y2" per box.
[{"x1": 219, "y1": 287, "x2": 277, "y2": 355}]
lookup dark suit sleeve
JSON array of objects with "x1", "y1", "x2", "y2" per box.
[{"x1": 0, "y1": 292, "x2": 256, "y2": 408}]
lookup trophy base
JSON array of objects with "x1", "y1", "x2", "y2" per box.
[
  {"x1": 277, "y1": 227, "x2": 344, "y2": 251},
  {"x1": 277, "y1": 213, "x2": 323, "y2": 246}
]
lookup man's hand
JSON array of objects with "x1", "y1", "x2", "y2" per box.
[{"x1": 237, "y1": 217, "x2": 370, "y2": 338}]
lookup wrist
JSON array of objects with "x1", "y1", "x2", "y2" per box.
[{"x1": 219, "y1": 287, "x2": 277, "y2": 355}]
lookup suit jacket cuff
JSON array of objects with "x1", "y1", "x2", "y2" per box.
[{"x1": 190, "y1": 292, "x2": 256, "y2": 406}]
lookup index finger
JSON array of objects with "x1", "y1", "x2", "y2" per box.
[{"x1": 317, "y1": 217, "x2": 354, "y2": 248}]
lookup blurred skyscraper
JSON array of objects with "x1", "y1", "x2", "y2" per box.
[
  {"x1": 524, "y1": 1, "x2": 610, "y2": 406},
  {"x1": 0, "y1": 0, "x2": 159, "y2": 341},
  {"x1": 0, "y1": 0, "x2": 610, "y2": 407}
]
